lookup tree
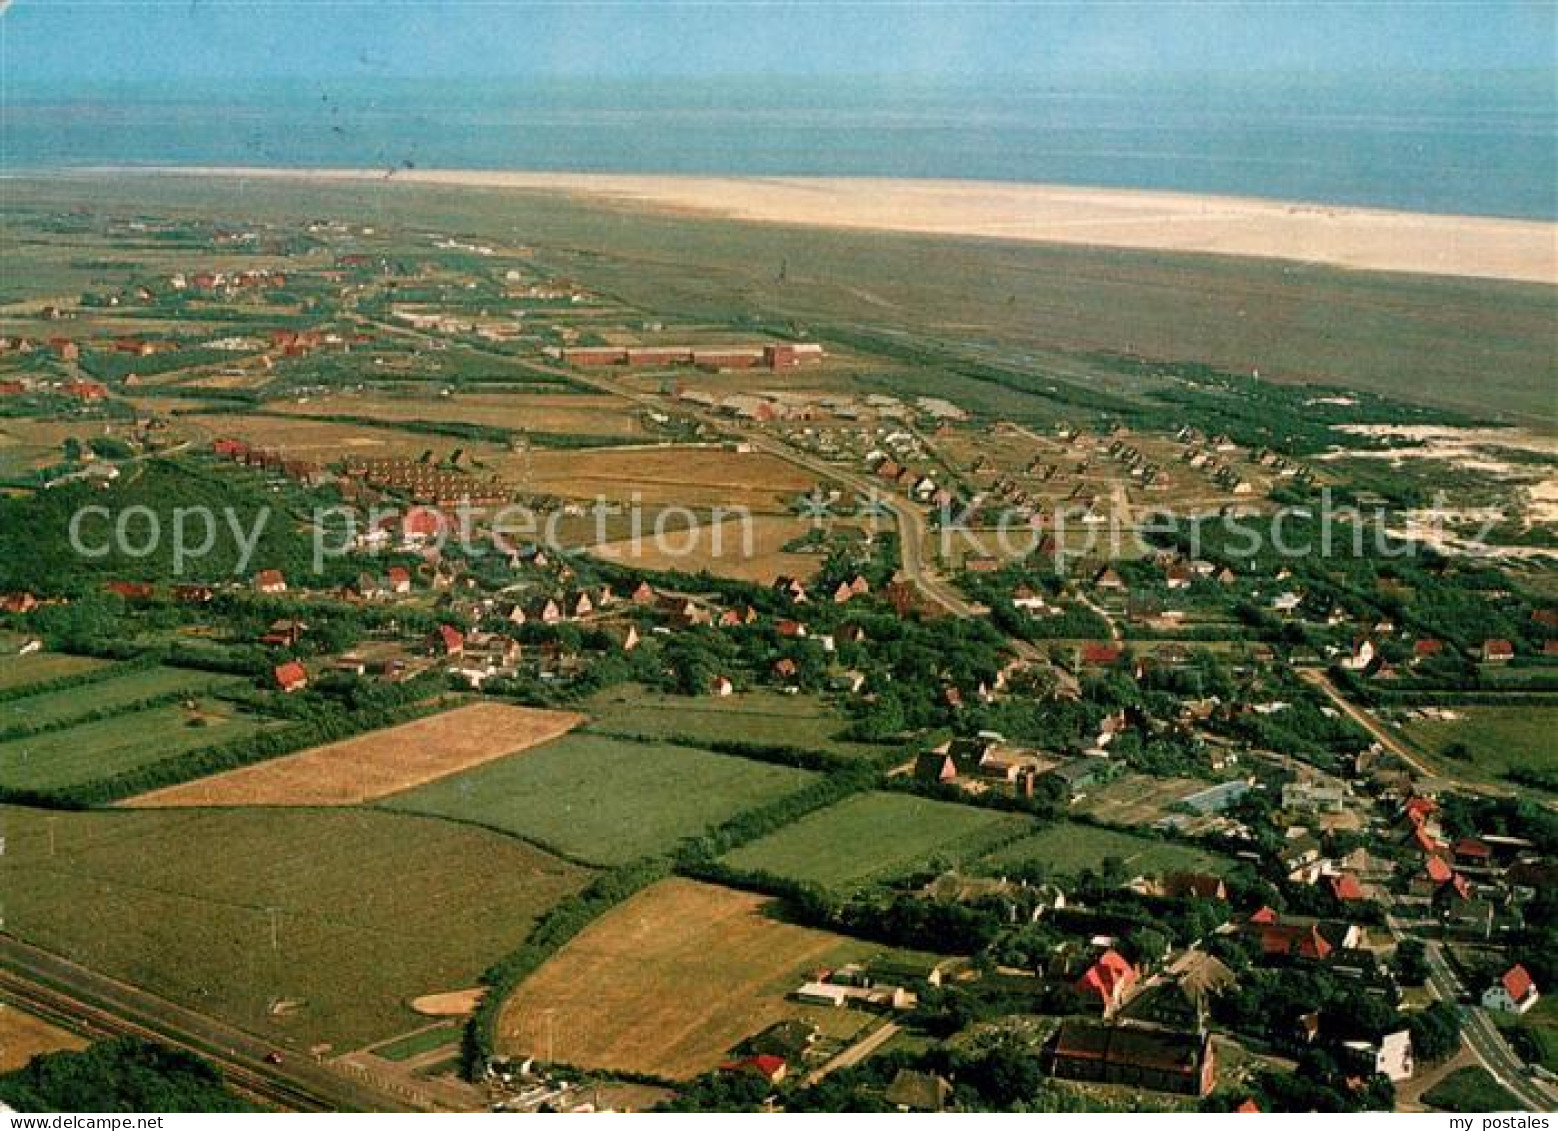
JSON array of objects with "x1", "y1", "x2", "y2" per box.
[
  {"x1": 0, "y1": 1039, "x2": 255, "y2": 1113},
  {"x1": 1394, "y1": 938, "x2": 1429, "y2": 987},
  {"x1": 1124, "y1": 927, "x2": 1170, "y2": 968},
  {"x1": 1409, "y1": 1001, "x2": 1462, "y2": 1064}
]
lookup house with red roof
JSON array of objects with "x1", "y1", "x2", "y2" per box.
[
  {"x1": 1423, "y1": 854, "x2": 1454, "y2": 885},
  {"x1": 720, "y1": 1053, "x2": 787, "y2": 1084},
  {"x1": 1079, "y1": 642, "x2": 1123, "y2": 665},
  {"x1": 1482, "y1": 965, "x2": 1539, "y2": 1014},
  {"x1": 1452, "y1": 838, "x2": 1493, "y2": 869},
  {"x1": 1329, "y1": 874, "x2": 1366, "y2": 902},
  {"x1": 254, "y1": 569, "x2": 287, "y2": 594},
  {"x1": 1257, "y1": 923, "x2": 1334, "y2": 961},
  {"x1": 273, "y1": 660, "x2": 308, "y2": 693},
  {"x1": 1412, "y1": 638, "x2": 1444, "y2": 660},
  {"x1": 1, "y1": 591, "x2": 39, "y2": 614},
  {"x1": 401, "y1": 507, "x2": 445, "y2": 545},
  {"x1": 1481, "y1": 638, "x2": 1515, "y2": 663},
  {"x1": 430, "y1": 624, "x2": 465, "y2": 657},
  {"x1": 1242, "y1": 910, "x2": 1361, "y2": 960},
  {"x1": 62, "y1": 379, "x2": 108, "y2": 400},
  {"x1": 1075, "y1": 949, "x2": 1137, "y2": 1015},
  {"x1": 386, "y1": 566, "x2": 412, "y2": 594}
]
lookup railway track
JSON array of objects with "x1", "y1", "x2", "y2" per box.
[
  {"x1": 0, "y1": 970, "x2": 329, "y2": 1112},
  {"x1": 0, "y1": 937, "x2": 415, "y2": 1112}
]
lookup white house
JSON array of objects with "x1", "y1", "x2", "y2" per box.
[
  {"x1": 1343, "y1": 1030, "x2": 1414, "y2": 1082},
  {"x1": 1482, "y1": 965, "x2": 1539, "y2": 1015}
]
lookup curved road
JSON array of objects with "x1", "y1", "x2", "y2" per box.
[{"x1": 1414, "y1": 933, "x2": 1558, "y2": 1113}]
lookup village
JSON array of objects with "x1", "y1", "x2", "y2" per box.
[{"x1": 0, "y1": 200, "x2": 1554, "y2": 1115}]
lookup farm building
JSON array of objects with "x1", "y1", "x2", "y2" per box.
[{"x1": 1044, "y1": 1022, "x2": 1215, "y2": 1097}]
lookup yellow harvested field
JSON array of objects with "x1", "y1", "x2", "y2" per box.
[
  {"x1": 589, "y1": 513, "x2": 823, "y2": 583},
  {"x1": 0, "y1": 1004, "x2": 86, "y2": 1072},
  {"x1": 272, "y1": 392, "x2": 646, "y2": 437},
  {"x1": 499, "y1": 878, "x2": 865, "y2": 1080},
  {"x1": 513, "y1": 445, "x2": 813, "y2": 510},
  {"x1": 127, "y1": 702, "x2": 582, "y2": 807}
]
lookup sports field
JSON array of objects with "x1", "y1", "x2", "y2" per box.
[
  {"x1": 0, "y1": 805, "x2": 590, "y2": 1051},
  {"x1": 128, "y1": 702, "x2": 582, "y2": 807},
  {"x1": 0, "y1": 699, "x2": 281, "y2": 794},
  {"x1": 385, "y1": 733, "x2": 816, "y2": 866},
  {"x1": 976, "y1": 821, "x2": 1228, "y2": 880},
  {"x1": 719, "y1": 792, "x2": 1031, "y2": 891},
  {"x1": 497, "y1": 877, "x2": 884, "y2": 1080}
]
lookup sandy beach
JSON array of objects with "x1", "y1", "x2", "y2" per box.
[{"x1": 127, "y1": 167, "x2": 1557, "y2": 285}]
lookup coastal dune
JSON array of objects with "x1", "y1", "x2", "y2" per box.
[{"x1": 133, "y1": 167, "x2": 1557, "y2": 285}]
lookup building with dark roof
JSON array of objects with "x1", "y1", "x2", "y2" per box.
[{"x1": 1044, "y1": 1021, "x2": 1215, "y2": 1097}]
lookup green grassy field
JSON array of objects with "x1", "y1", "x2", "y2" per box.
[
  {"x1": 1399, "y1": 705, "x2": 1558, "y2": 793},
  {"x1": 581, "y1": 684, "x2": 886, "y2": 761},
  {"x1": 0, "y1": 653, "x2": 112, "y2": 692},
  {"x1": 975, "y1": 821, "x2": 1228, "y2": 880},
  {"x1": 384, "y1": 733, "x2": 817, "y2": 866},
  {"x1": 0, "y1": 666, "x2": 244, "y2": 731},
  {"x1": 1421, "y1": 1066, "x2": 1523, "y2": 1112},
  {"x1": 0, "y1": 804, "x2": 590, "y2": 1051},
  {"x1": 0, "y1": 698, "x2": 280, "y2": 793},
  {"x1": 719, "y1": 791, "x2": 1031, "y2": 891},
  {"x1": 1495, "y1": 996, "x2": 1557, "y2": 1075},
  {"x1": 371, "y1": 1026, "x2": 460, "y2": 1063}
]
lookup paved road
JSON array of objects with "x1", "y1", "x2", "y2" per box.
[
  {"x1": 1405, "y1": 927, "x2": 1558, "y2": 1112},
  {"x1": 0, "y1": 935, "x2": 418, "y2": 1112}
]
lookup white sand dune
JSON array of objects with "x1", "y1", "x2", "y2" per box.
[{"x1": 117, "y1": 167, "x2": 1557, "y2": 286}]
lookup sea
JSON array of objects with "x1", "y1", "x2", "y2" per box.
[{"x1": 3, "y1": 72, "x2": 1554, "y2": 220}]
